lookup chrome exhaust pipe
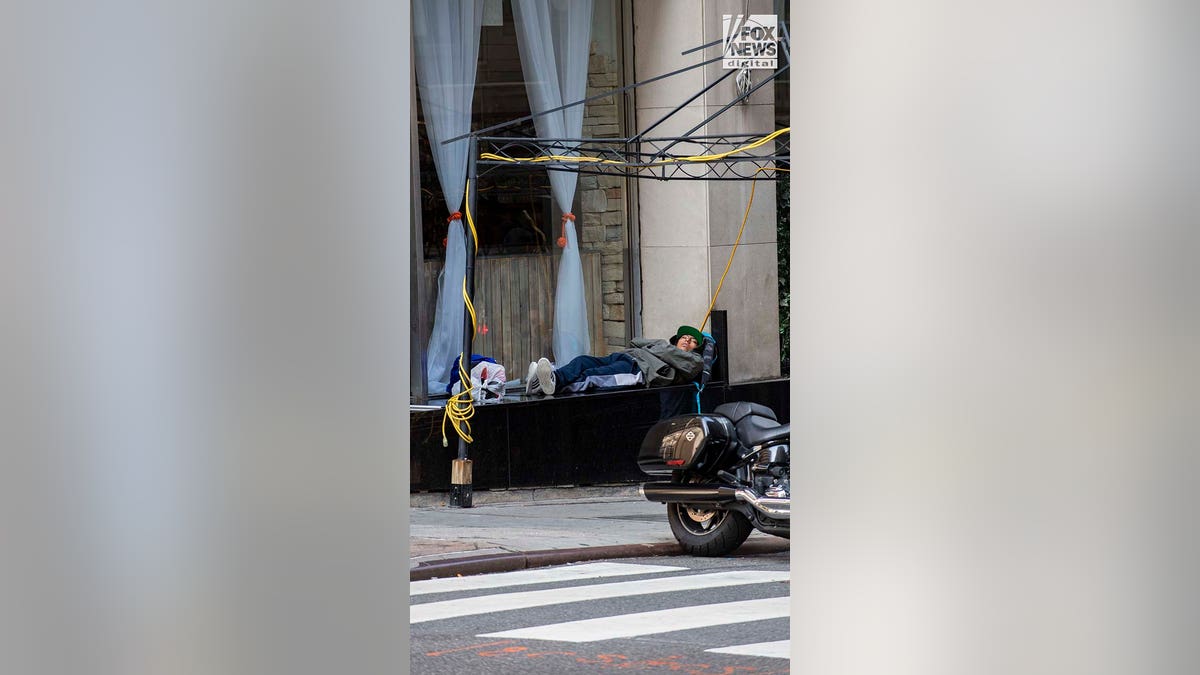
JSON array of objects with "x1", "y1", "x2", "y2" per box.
[
  {"x1": 734, "y1": 488, "x2": 790, "y2": 520},
  {"x1": 640, "y1": 482, "x2": 737, "y2": 503},
  {"x1": 641, "y1": 482, "x2": 789, "y2": 520}
]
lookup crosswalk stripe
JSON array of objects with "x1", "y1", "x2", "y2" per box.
[
  {"x1": 479, "y1": 596, "x2": 790, "y2": 642},
  {"x1": 410, "y1": 570, "x2": 789, "y2": 624},
  {"x1": 707, "y1": 639, "x2": 791, "y2": 659},
  {"x1": 410, "y1": 562, "x2": 687, "y2": 596}
]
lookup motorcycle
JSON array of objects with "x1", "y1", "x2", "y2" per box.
[{"x1": 638, "y1": 401, "x2": 790, "y2": 556}]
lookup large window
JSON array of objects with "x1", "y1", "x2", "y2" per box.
[
  {"x1": 413, "y1": 0, "x2": 631, "y2": 400},
  {"x1": 416, "y1": 1, "x2": 554, "y2": 259}
]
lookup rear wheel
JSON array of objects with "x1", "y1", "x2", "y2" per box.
[{"x1": 666, "y1": 501, "x2": 753, "y2": 557}]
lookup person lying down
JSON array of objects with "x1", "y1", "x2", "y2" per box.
[{"x1": 525, "y1": 325, "x2": 715, "y2": 396}]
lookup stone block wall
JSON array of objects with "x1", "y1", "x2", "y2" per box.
[{"x1": 579, "y1": 41, "x2": 629, "y2": 354}]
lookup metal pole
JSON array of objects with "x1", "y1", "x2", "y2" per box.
[
  {"x1": 654, "y1": 64, "x2": 790, "y2": 158},
  {"x1": 628, "y1": 69, "x2": 737, "y2": 143},
  {"x1": 681, "y1": 37, "x2": 724, "y2": 56},
  {"x1": 442, "y1": 54, "x2": 725, "y2": 144},
  {"x1": 779, "y1": 20, "x2": 791, "y2": 66},
  {"x1": 449, "y1": 135, "x2": 478, "y2": 508}
]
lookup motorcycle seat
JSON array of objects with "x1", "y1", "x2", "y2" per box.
[
  {"x1": 713, "y1": 401, "x2": 777, "y2": 424},
  {"x1": 741, "y1": 421, "x2": 789, "y2": 448},
  {"x1": 713, "y1": 402, "x2": 787, "y2": 447}
]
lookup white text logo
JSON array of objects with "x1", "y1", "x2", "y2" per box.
[{"x1": 722, "y1": 14, "x2": 778, "y2": 70}]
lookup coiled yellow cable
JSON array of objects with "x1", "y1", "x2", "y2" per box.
[{"x1": 441, "y1": 276, "x2": 480, "y2": 447}]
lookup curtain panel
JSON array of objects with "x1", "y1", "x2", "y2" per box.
[
  {"x1": 413, "y1": 0, "x2": 483, "y2": 392},
  {"x1": 512, "y1": 0, "x2": 595, "y2": 365}
]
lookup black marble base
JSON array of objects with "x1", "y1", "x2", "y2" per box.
[{"x1": 410, "y1": 378, "x2": 790, "y2": 492}]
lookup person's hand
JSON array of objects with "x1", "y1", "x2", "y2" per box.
[{"x1": 701, "y1": 331, "x2": 715, "y2": 345}]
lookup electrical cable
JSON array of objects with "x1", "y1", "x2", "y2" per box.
[
  {"x1": 441, "y1": 180, "x2": 481, "y2": 446},
  {"x1": 700, "y1": 166, "x2": 790, "y2": 332},
  {"x1": 441, "y1": 275, "x2": 479, "y2": 446},
  {"x1": 480, "y1": 127, "x2": 789, "y2": 166}
]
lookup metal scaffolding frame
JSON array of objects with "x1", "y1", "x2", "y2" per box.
[
  {"x1": 443, "y1": 20, "x2": 791, "y2": 507},
  {"x1": 475, "y1": 131, "x2": 789, "y2": 181}
]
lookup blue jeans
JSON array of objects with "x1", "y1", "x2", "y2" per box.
[{"x1": 554, "y1": 352, "x2": 638, "y2": 393}]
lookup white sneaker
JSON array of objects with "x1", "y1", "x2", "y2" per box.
[
  {"x1": 536, "y1": 357, "x2": 555, "y2": 395},
  {"x1": 524, "y1": 361, "x2": 539, "y2": 395}
]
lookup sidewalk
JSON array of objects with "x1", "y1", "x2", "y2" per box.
[{"x1": 409, "y1": 486, "x2": 789, "y2": 580}]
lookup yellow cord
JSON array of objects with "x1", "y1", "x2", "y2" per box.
[
  {"x1": 481, "y1": 128, "x2": 790, "y2": 166},
  {"x1": 464, "y1": 178, "x2": 479, "y2": 253},
  {"x1": 441, "y1": 350, "x2": 475, "y2": 446},
  {"x1": 442, "y1": 180, "x2": 482, "y2": 446},
  {"x1": 461, "y1": 276, "x2": 478, "y2": 332},
  {"x1": 701, "y1": 166, "x2": 790, "y2": 332},
  {"x1": 440, "y1": 276, "x2": 481, "y2": 446}
]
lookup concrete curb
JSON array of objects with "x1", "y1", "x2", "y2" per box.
[
  {"x1": 410, "y1": 484, "x2": 642, "y2": 508},
  {"x1": 410, "y1": 538, "x2": 790, "y2": 581}
]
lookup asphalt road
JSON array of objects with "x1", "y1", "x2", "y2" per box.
[{"x1": 410, "y1": 552, "x2": 791, "y2": 675}]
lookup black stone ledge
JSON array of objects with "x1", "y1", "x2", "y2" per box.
[
  {"x1": 409, "y1": 537, "x2": 790, "y2": 581},
  {"x1": 410, "y1": 377, "x2": 789, "y2": 492}
]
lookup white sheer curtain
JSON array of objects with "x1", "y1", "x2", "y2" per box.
[
  {"x1": 413, "y1": 0, "x2": 483, "y2": 393},
  {"x1": 512, "y1": 0, "x2": 594, "y2": 364}
]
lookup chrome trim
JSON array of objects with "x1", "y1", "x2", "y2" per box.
[{"x1": 734, "y1": 488, "x2": 790, "y2": 520}]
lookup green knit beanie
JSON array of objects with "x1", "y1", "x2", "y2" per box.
[{"x1": 673, "y1": 325, "x2": 703, "y2": 346}]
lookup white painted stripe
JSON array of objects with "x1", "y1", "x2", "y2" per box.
[
  {"x1": 480, "y1": 597, "x2": 790, "y2": 642},
  {"x1": 410, "y1": 562, "x2": 687, "y2": 596},
  {"x1": 707, "y1": 639, "x2": 792, "y2": 659},
  {"x1": 410, "y1": 570, "x2": 789, "y2": 624}
]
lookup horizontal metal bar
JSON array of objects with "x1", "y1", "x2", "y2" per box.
[
  {"x1": 479, "y1": 132, "x2": 773, "y2": 143},
  {"x1": 475, "y1": 161, "x2": 787, "y2": 172},
  {"x1": 476, "y1": 167, "x2": 789, "y2": 182},
  {"x1": 479, "y1": 157, "x2": 785, "y2": 167},
  {"x1": 482, "y1": 152, "x2": 752, "y2": 162}
]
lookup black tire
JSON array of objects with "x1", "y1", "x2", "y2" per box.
[{"x1": 666, "y1": 502, "x2": 753, "y2": 557}]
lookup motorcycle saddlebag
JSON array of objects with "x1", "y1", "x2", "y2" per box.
[{"x1": 638, "y1": 414, "x2": 736, "y2": 476}]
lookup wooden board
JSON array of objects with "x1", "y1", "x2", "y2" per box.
[{"x1": 419, "y1": 252, "x2": 609, "y2": 377}]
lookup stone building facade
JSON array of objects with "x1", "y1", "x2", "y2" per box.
[{"x1": 579, "y1": 41, "x2": 629, "y2": 353}]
